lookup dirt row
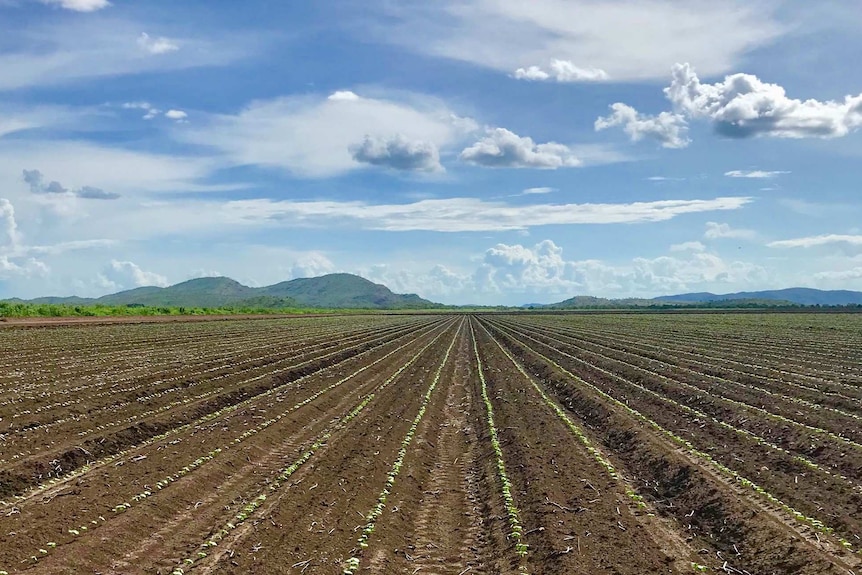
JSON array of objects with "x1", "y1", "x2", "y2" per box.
[
  {"x1": 0, "y1": 317, "x2": 459, "y2": 573},
  {"x1": 497, "y1": 318, "x2": 862, "y2": 462},
  {"x1": 481, "y1": 316, "x2": 861, "y2": 575},
  {"x1": 0, "y1": 317, "x2": 444, "y2": 499},
  {"x1": 531, "y1": 318, "x2": 862, "y2": 403},
  {"x1": 530, "y1": 314, "x2": 862, "y2": 383},
  {"x1": 489, "y1": 320, "x2": 862, "y2": 544},
  {"x1": 2, "y1": 312, "x2": 859, "y2": 574}
]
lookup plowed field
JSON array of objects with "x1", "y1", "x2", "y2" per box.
[{"x1": 1, "y1": 313, "x2": 859, "y2": 574}]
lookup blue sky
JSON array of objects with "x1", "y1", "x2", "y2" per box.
[{"x1": 1, "y1": 0, "x2": 862, "y2": 305}]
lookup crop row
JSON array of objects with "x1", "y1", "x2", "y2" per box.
[
  {"x1": 470, "y1": 323, "x2": 529, "y2": 564},
  {"x1": 486, "y1": 320, "x2": 857, "y2": 557},
  {"x1": 167, "y1": 320, "x2": 458, "y2": 575},
  {"x1": 0, "y1": 318, "x2": 449, "y2": 507},
  {"x1": 343, "y1": 320, "x2": 462, "y2": 573}
]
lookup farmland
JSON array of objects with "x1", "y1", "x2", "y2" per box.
[{"x1": 0, "y1": 313, "x2": 860, "y2": 574}]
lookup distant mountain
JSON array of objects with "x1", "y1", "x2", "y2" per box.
[
  {"x1": 11, "y1": 274, "x2": 440, "y2": 310},
  {"x1": 260, "y1": 273, "x2": 432, "y2": 308},
  {"x1": 98, "y1": 277, "x2": 255, "y2": 307},
  {"x1": 535, "y1": 287, "x2": 862, "y2": 309},
  {"x1": 543, "y1": 295, "x2": 656, "y2": 309},
  {"x1": 655, "y1": 288, "x2": 862, "y2": 306}
]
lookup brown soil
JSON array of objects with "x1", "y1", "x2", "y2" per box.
[{"x1": 0, "y1": 313, "x2": 859, "y2": 574}]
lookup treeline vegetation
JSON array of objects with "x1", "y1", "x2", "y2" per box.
[{"x1": 0, "y1": 301, "x2": 318, "y2": 318}]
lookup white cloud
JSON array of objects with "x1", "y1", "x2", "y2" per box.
[
  {"x1": 768, "y1": 234, "x2": 862, "y2": 249},
  {"x1": 521, "y1": 187, "x2": 555, "y2": 195},
  {"x1": 140, "y1": 195, "x2": 752, "y2": 235},
  {"x1": 512, "y1": 66, "x2": 549, "y2": 81},
  {"x1": 647, "y1": 176, "x2": 685, "y2": 182},
  {"x1": 724, "y1": 170, "x2": 789, "y2": 178},
  {"x1": 460, "y1": 128, "x2": 582, "y2": 168},
  {"x1": 597, "y1": 62, "x2": 862, "y2": 146},
  {"x1": 122, "y1": 104, "x2": 188, "y2": 122},
  {"x1": 165, "y1": 109, "x2": 188, "y2": 121},
  {"x1": 813, "y1": 268, "x2": 862, "y2": 281},
  {"x1": 0, "y1": 198, "x2": 51, "y2": 280},
  {"x1": 35, "y1": 195, "x2": 751, "y2": 248},
  {"x1": 666, "y1": 63, "x2": 862, "y2": 139},
  {"x1": 704, "y1": 221, "x2": 756, "y2": 240},
  {"x1": 470, "y1": 239, "x2": 765, "y2": 299},
  {"x1": 39, "y1": 0, "x2": 110, "y2": 11},
  {"x1": 595, "y1": 103, "x2": 689, "y2": 148},
  {"x1": 349, "y1": 134, "x2": 442, "y2": 172},
  {"x1": 328, "y1": 90, "x2": 360, "y2": 102},
  {"x1": 0, "y1": 198, "x2": 22, "y2": 250},
  {"x1": 670, "y1": 241, "x2": 706, "y2": 252},
  {"x1": 27, "y1": 239, "x2": 116, "y2": 256},
  {"x1": 137, "y1": 32, "x2": 180, "y2": 55},
  {"x1": 514, "y1": 59, "x2": 608, "y2": 82},
  {"x1": 180, "y1": 91, "x2": 475, "y2": 178},
  {"x1": 369, "y1": 1, "x2": 783, "y2": 81},
  {"x1": 108, "y1": 260, "x2": 169, "y2": 288},
  {"x1": 123, "y1": 101, "x2": 161, "y2": 120},
  {"x1": 0, "y1": 255, "x2": 49, "y2": 280},
  {"x1": 289, "y1": 253, "x2": 335, "y2": 279}
]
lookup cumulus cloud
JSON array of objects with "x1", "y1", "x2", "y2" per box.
[
  {"x1": 165, "y1": 109, "x2": 188, "y2": 121},
  {"x1": 39, "y1": 0, "x2": 110, "y2": 11},
  {"x1": 0, "y1": 255, "x2": 49, "y2": 280},
  {"x1": 289, "y1": 253, "x2": 335, "y2": 279},
  {"x1": 328, "y1": 91, "x2": 360, "y2": 102},
  {"x1": 768, "y1": 234, "x2": 862, "y2": 249},
  {"x1": 0, "y1": 198, "x2": 21, "y2": 250},
  {"x1": 514, "y1": 59, "x2": 608, "y2": 82},
  {"x1": 0, "y1": 198, "x2": 51, "y2": 280},
  {"x1": 137, "y1": 32, "x2": 179, "y2": 55},
  {"x1": 350, "y1": 134, "x2": 442, "y2": 172},
  {"x1": 725, "y1": 170, "x2": 789, "y2": 178},
  {"x1": 460, "y1": 128, "x2": 582, "y2": 168},
  {"x1": 600, "y1": 62, "x2": 862, "y2": 146},
  {"x1": 595, "y1": 103, "x2": 689, "y2": 148},
  {"x1": 22, "y1": 169, "x2": 120, "y2": 200},
  {"x1": 704, "y1": 221, "x2": 756, "y2": 240},
  {"x1": 179, "y1": 91, "x2": 475, "y2": 178},
  {"x1": 474, "y1": 239, "x2": 764, "y2": 298},
  {"x1": 666, "y1": 63, "x2": 862, "y2": 139},
  {"x1": 108, "y1": 260, "x2": 169, "y2": 287}
]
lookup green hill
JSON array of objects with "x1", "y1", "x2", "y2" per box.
[
  {"x1": 9, "y1": 273, "x2": 440, "y2": 310},
  {"x1": 261, "y1": 273, "x2": 432, "y2": 308},
  {"x1": 97, "y1": 277, "x2": 256, "y2": 307}
]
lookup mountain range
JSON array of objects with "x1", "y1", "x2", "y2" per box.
[
  {"x1": 7, "y1": 276, "x2": 862, "y2": 309},
  {"x1": 535, "y1": 288, "x2": 862, "y2": 308},
  {"x1": 652, "y1": 288, "x2": 862, "y2": 306},
  {"x1": 13, "y1": 273, "x2": 438, "y2": 310}
]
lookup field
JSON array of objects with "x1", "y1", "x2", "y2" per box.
[{"x1": 0, "y1": 312, "x2": 860, "y2": 574}]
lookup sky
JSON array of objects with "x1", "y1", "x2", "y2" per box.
[{"x1": 1, "y1": 0, "x2": 862, "y2": 305}]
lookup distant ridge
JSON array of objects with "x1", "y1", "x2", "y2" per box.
[
  {"x1": 19, "y1": 273, "x2": 440, "y2": 310},
  {"x1": 653, "y1": 288, "x2": 862, "y2": 306},
  {"x1": 532, "y1": 287, "x2": 862, "y2": 309}
]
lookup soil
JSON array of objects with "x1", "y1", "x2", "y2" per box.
[{"x1": 0, "y1": 312, "x2": 859, "y2": 574}]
